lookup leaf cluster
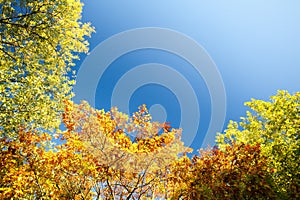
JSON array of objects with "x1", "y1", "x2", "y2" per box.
[
  {"x1": 216, "y1": 90, "x2": 300, "y2": 199},
  {"x1": 0, "y1": 0, "x2": 94, "y2": 137},
  {"x1": 169, "y1": 143, "x2": 276, "y2": 200}
]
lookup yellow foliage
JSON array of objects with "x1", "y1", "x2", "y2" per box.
[
  {"x1": 216, "y1": 90, "x2": 300, "y2": 198},
  {"x1": 62, "y1": 100, "x2": 191, "y2": 199},
  {"x1": 0, "y1": 0, "x2": 95, "y2": 138}
]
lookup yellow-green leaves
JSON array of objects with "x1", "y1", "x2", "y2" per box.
[
  {"x1": 216, "y1": 90, "x2": 300, "y2": 198},
  {"x1": 0, "y1": 0, "x2": 94, "y2": 137}
]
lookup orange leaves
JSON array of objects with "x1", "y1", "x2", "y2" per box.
[
  {"x1": 170, "y1": 143, "x2": 276, "y2": 200},
  {"x1": 62, "y1": 100, "x2": 75, "y2": 131},
  {"x1": 7, "y1": 100, "x2": 277, "y2": 199},
  {"x1": 161, "y1": 122, "x2": 171, "y2": 132},
  {"x1": 2, "y1": 91, "x2": 299, "y2": 199},
  {"x1": 62, "y1": 100, "x2": 186, "y2": 154},
  {"x1": 0, "y1": 99, "x2": 283, "y2": 199},
  {"x1": 111, "y1": 129, "x2": 132, "y2": 149},
  {"x1": 0, "y1": 125, "x2": 97, "y2": 199},
  {"x1": 60, "y1": 100, "x2": 189, "y2": 199},
  {"x1": 1, "y1": 131, "x2": 46, "y2": 199}
]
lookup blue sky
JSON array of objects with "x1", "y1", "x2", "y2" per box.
[{"x1": 73, "y1": 1, "x2": 300, "y2": 151}]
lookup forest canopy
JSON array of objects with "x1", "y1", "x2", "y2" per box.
[{"x1": 0, "y1": 0, "x2": 299, "y2": 199}]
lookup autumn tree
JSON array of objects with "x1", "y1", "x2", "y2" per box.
[
  {"x1": 168, "y1": 143, "x2": 276, "y2": 200},
  {"x1": 216, "y1": 90, "x2": 300, "y2": 199},
  {"x1": 0, "y1": 0, "x2": 94, "y2": 138},
  {"x1": 0, "y1": 125, "x2": 99, "y2": 199},
  {"x1": 0, "y1": 101, "x2": 194, "y2": 199},
  {"x1": 62, "y1": 100, "x2": 191, "y2": 199},
  {"x1": 2, "y1": 93, "x2": 299, "y2": 199}
]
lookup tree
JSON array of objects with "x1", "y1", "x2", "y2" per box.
[
  {"x1": 0, "y1": 0, "x2": 94, "y2": 138},
  {"x1": 168, "y1": 143, "x2": 276, "y2": 200},
  {"x1": 0, "y1": 127, "x2": 101, "y2": 199},
  {"x1": 0, "y1": 101, "x2": 191, "y2": 199},
  {"x1": 62, "y1": 100, "x2": 192, "y2": 199},
  {"x1": 216, "y1": 90, "x2": 300, "y2": 198}
]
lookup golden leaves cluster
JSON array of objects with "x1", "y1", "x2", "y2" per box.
[
  {"x1": 61, "y1": 100, "x2": 190, "y2": 199},
  {"x1": 1, "y1": 99, "x2": 191, "y2": 199},
  {"x1": 0, "y1": 126, "x2": 97, "y2": 199},
  {"x1": 1, "y1": 94, "x2": 299, "y2": 199}
]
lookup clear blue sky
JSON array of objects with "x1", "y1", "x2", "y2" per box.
[{"x1": 73, "y1": 1, "x2": 300, "y2": 151}]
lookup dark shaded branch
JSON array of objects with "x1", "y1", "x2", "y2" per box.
[{"x1": 0, "y1": 10, "x2": 40, "y2": 22}]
